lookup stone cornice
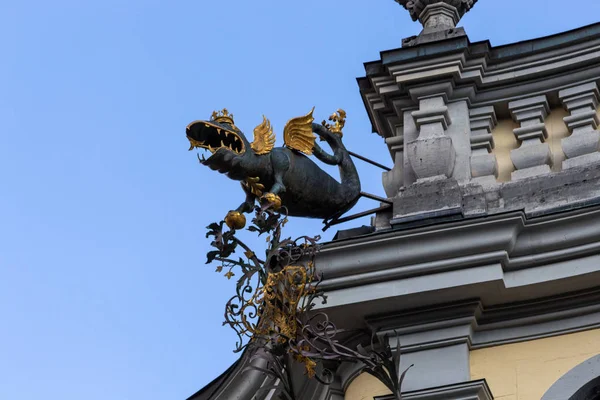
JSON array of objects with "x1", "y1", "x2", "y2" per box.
[
  {"x1": 367, "y1": 287, "x2": 600, "y2": 352},
  {"x1": 314, "y1": 198, "x2": 600, "y2": 336},
  {"x1": 317, "y1": 200, "x2": 600, "y2": 290},
  {"x1": 359, "y1": 22, "x2": 600, "y2": 138}
]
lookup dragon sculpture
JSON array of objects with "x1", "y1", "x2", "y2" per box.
[{"x1": 186, "y1": 108, "x2": 361, "y2": 229}]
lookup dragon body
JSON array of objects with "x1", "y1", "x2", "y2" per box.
[{"x1": 186, "y1": 109, "x2": 361, "y2": 226}]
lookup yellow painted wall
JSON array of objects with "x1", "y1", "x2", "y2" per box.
[
  {"x1": 545, "y1": 107, "x2": 569, "y2": 172},
  {"x1": 346, "y1": 329, "x2": 600, "y2": 400},
  {"x1": 470, "y1": 329, "x2": 600, "y2": 400},
  {"x1": 491, "y1": 107, "x2": 572, "y2": 182},
  {"x1": 491, "y1": 118, "x2": 519, "y2": 182}
]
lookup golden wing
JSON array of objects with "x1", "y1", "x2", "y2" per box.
[
  {"x1": 251, "y1": 116, "x2": 276, "y2": 155},
  {"x1": 283, "y1": 108, "x2": 316, "y2": 155}
]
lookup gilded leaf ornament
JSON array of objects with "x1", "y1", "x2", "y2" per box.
[
  {"x1": 243, "y1": 176, "x2": 265, "y2": 197},
  {"x1": 283, "y1": 108, "x2": 316, "y2": 155},
  {"x1": 251, "y1": 115, "x2": 276, "y2": 155}
]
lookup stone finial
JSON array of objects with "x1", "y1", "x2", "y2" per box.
[
  {"x1": 394, "y1": 0, "x2": 477, "y2": 28},
  {"x1": 395, "y1": 0, "x2": 478, "y2": 47}
]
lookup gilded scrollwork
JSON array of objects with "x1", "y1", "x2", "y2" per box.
[{"x1": 204, "y1": 202, "x2": 410, "y2": 399}]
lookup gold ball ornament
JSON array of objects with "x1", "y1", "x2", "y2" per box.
[
  {"x1": 261, "y1": 193, "x2": 282, "y2": 210},
  {"x1": 225, "y1": 211, "x2": 246, "y2": 230}
]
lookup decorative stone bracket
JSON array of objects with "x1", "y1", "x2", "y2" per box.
[
  {"x1": 407, "y1": 95, "x2": 455, "y2": 180},
  {"x1": 508, "y1": 95, "x2": 552, "y2": 180},
  {"x1": 559, "y1": 82, "x2": 600, "y2": 169},
  {"x1": 469, "y1": 106, "x2": 498, "y2": 184}
]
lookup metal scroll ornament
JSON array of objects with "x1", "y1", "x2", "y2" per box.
[{"x1": 204, "y1": 201, "x2": 411, "y2": 399}]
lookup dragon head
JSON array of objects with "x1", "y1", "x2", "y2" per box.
[
  {"x1": 187, "y1": 109, "x2": 279, "y2": 180},
  {"x1": 186, "y1": 109, "x2": 254, "y2": 180}
]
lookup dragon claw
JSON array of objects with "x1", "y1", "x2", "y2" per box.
[{"x1": 261, "y1": 193, "x2": 282, "y2": 210}]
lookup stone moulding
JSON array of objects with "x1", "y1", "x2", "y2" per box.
[
  {"x1": 359, "y1": 22, "x2": 600, "y2": 140},
  {"x1": 314, "y1": 199, "x2": 600, "y2": 317},
  {"x1": 316, "y1": 192, "x2": 600, "y2": 291},
  {"x1": 365, "y1": 287, "x2": 600, "y2": 351},
  {"x1": 375, "y1": 380, "x2": 493, "y2": 400}
]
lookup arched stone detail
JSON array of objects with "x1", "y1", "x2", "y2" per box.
[
  {"x1": 542, "y1": 354, "x2": 600, "y2": 400},
  {"x1": 344, "y1": 372, "x2": 392, "y2": 400},
  {"x1": 336, "y1": 361, "x2": 367, "y2": 393}
]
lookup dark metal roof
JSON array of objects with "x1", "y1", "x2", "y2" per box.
[{"x1": 186, "y1": 358, "x2": 241, "y2": 400}]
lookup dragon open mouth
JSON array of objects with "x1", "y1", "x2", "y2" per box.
[{"x1": 186, "y1": 121, "x2": 245, "y2": 156}]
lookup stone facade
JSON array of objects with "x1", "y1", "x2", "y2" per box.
[{"x1": 189, "y1": 2, "x2": 600, "y2": 400}]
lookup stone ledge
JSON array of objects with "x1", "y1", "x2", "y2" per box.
[
  {"x1": 375, "y1": 380, "x2": 493, "y2": 400},
  {"x1": 319, "y1": 194, "x2": 600, "y2": 290},
  {"x1": 367, "y1": 288, "x2": 600, "y2": 352}
]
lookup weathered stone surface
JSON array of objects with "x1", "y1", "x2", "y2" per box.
[
  {"x1": 562, "y1": 131, "x2": 600, "y2": 163},
  {"x1": 407, "y1": 135, "x2": 456, "y2": 179},
  {"x1": 407, "y1": 95, "x2": 459, "y2": 180},
  {"x1": 393, "y1": 177, "x2": 462, "y2": 223},
  {"x1": 461, "y1": 182, "x2": 487, "y2": 217},
  {"x1": 388, "y1": 157, "x2": 600, "y2": 230},
  {"x1": 563, "y1": 152, "x2": 600, "y2": 169},
  {"x1": 510, "y1": 143, "x2": 552, "y2": 179}
]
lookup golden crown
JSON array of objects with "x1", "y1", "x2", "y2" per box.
[
  {"x1": 211, "y1": 108, "x2": 235, "y2": 125},
  {"x1": 322, "y1": 109, "x2": 347, "y2": 136}
]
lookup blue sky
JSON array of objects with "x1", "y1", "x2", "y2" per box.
[{"x1": 1, "y1": 1, "x2": 599, "y2": 399}]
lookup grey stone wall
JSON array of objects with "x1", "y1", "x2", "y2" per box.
[{"x1": 359, "y1": 22, "x2": 600, "y2": 231}]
